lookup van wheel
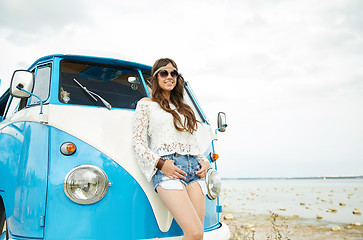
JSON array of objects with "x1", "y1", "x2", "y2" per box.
[{"x1": 0, "y1": 202, "x2": 8, "y2": 240}]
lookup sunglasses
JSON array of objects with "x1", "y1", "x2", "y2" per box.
[{"x1": 158, "y1": 69, "x2": 179, "y2": 79}]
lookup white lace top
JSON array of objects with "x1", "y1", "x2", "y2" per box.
[{"x1": 132, "y1": 100, "x2": 208, "y2": 181}]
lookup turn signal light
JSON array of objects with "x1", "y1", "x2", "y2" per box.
[
  {"x1": 211, "y1": 153, "x2": 219, "y2": 162},
  {"x1": 60, "y1": 142, "x2": 77, "y2": 156}
]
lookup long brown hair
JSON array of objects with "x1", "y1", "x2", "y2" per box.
[{"x1": 150, "y1": 58, "x2": 198, "y2": 134}]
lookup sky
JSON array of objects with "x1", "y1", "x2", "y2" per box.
[{"x1": 0, "y1": 0, "x2": 362, "y2": 178}]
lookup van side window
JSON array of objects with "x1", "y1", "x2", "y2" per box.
[
  {"x1": 30, "y1": 65, "x2": 51, "y2": 105},
  {"x1": 4, "y1": 96, "x2": 21, "y2": 119},
  {"x1": 2, "y1": 77, "x2": 31, "y2": 119},
  {"x1": 0, "y1": 89, "x2": 10, "y2": 119},
  {"x1": 184, "y1": 89, "x2": 204, "y2": 122},
  {"x1": 141, "y1": 71, "x2": 152, "y2": 96}
]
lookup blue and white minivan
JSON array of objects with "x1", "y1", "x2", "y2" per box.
[{"x1": 0, "y1": 55, "x2": 230, "y2": 240}]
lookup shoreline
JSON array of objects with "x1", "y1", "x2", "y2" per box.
[
  {"x1": 222, "y1": 212, "x2": 363, "y2": 240},
  {"x1": 222, "y1": 176, "x2": 363, "y2": 181}
]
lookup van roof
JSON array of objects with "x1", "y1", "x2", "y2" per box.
[{"x1": 29, "y1": 54, "x2": 152, "y2": 71}]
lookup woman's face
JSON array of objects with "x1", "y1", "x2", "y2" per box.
[{"x1": 157, "y1": 63, "x2": 178, "y2": 93}]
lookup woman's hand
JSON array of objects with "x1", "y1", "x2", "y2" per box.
[
  {"x1": 161, "y1": 160, "x2": 187, "y2": 179},
  {"x1": 195, "y1": 161, "x2": 210, "y2": 178}
]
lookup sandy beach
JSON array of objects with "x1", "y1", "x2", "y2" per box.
[
  {"x1": 223, "y1": 212, "x2": 363, "y2": 240},
  {"x1": 221, "y1": 179, "x2": 363, "y2": 239}
]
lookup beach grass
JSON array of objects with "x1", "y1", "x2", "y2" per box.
[{"x1": 223, "y1": 211, "x2": 363, "y2": 240}]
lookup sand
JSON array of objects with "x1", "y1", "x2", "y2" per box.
[
  {"x1": 223, "y1": 212, "x2": 363, "y2": 240},
  {"x1": 220, "y1": 179, "x2": 363, "y2": 239}
]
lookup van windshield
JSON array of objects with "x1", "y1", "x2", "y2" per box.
[{"x1": 59, "y1": 61, "x2": 147, "y2": 109}]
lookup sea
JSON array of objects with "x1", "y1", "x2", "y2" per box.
[{"x1": 220, "y1": 177, "x2": 363, "y2": 224}]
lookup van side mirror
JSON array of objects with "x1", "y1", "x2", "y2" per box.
[
  {"x1": 10, "y1": 70, "x2": 34, "y2": 98},
  {"x1": 217, "y1": 112, "x2": 227, "y2": 132}
]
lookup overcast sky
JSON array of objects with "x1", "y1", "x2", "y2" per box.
[{"x1": 0, "y1": 0, "x2": 362, "y2": 178}]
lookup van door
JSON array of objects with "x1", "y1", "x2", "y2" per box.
[
  {"x1": 0, "y1": 64, "x2": 51, "y2": 238},
  {"x1": 4, "y1": 122, "x2": 49, "y2": 238}
]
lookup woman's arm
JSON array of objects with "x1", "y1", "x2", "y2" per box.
[{"x1": 132, "y1": 101, "x2": 160, "y2": 181}]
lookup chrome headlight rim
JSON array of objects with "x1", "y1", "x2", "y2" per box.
[
  {"x1": 205, "y1": 168, "x2": 221, "y2": 200},
  {"x1": 63, "y1": 164, "x2": 109, "y2": 205}
]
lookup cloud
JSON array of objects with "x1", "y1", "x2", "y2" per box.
[
  {"x1": 0, "y1": 0, "x2": 362, "y2": 177},
  {"x1": 0, "y1": 0, "x2": 90, "y2": 45},
  {"x1": 0, "y1": 0, "x2": 88, "y2": 31}
]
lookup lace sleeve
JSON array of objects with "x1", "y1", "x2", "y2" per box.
[{"x1": 132, "y1": 101, "x2": 160, "y2": 181}]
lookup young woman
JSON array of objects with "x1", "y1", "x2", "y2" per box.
[{"x1": 132, "y1": 58, "x2": 210, "y2": 240}]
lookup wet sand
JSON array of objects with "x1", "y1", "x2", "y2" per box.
[{"x1": 223, "y1": 212, "x2": 363, "y2": 240}]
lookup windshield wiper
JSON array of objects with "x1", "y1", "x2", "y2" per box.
[{"x1": 73, "y1": 78, "x2": 112, "y2": 110}]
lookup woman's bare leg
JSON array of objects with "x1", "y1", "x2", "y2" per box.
[
  {"x1": 186, "y1": 181, "x2": 206, "y2": 225},
  {"x1": 157, "y1": 186, "x2": 204, "y2": 240}
]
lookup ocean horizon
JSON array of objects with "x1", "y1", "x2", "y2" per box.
[{"x1": 222, "y1": 175, "x2": 363, "y2": 180}]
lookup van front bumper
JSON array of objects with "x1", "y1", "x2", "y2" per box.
[
  {"x1": 1, "y1": 223, "x2": 230, "y2": 240},
  {"x1": 143, "y1": 222, "x2": 231, "y2": 240}
]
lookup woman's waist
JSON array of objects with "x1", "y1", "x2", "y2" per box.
[
  {"x1": 160, "y1": 152, "x2": 198, "y2": 158},
  {"x1": 160, "y1": 153, "x2": 200, "y2": 169}
]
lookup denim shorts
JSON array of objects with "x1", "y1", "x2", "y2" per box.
[{"x1": 152, "y1": 153, "x2": 207, "y2": 195}]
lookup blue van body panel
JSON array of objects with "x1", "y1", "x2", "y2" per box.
[{"x1": 0, "y1": 122, "x2": 48, "y2": 239}]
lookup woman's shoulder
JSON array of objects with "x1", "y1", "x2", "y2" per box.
[
  {"x1": 139, "y1": 97, "x2": 153, "y2": 102},
  {"x1": 137, "y1": 97, "x2": 157, "y2": 106}
]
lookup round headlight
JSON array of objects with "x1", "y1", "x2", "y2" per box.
[
  {"x1": 205, "y1": 168, "x2": 221, "y2": 200},
  {"x1": 64, "y1": 165, "x2": 109, "y2": 205}
]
